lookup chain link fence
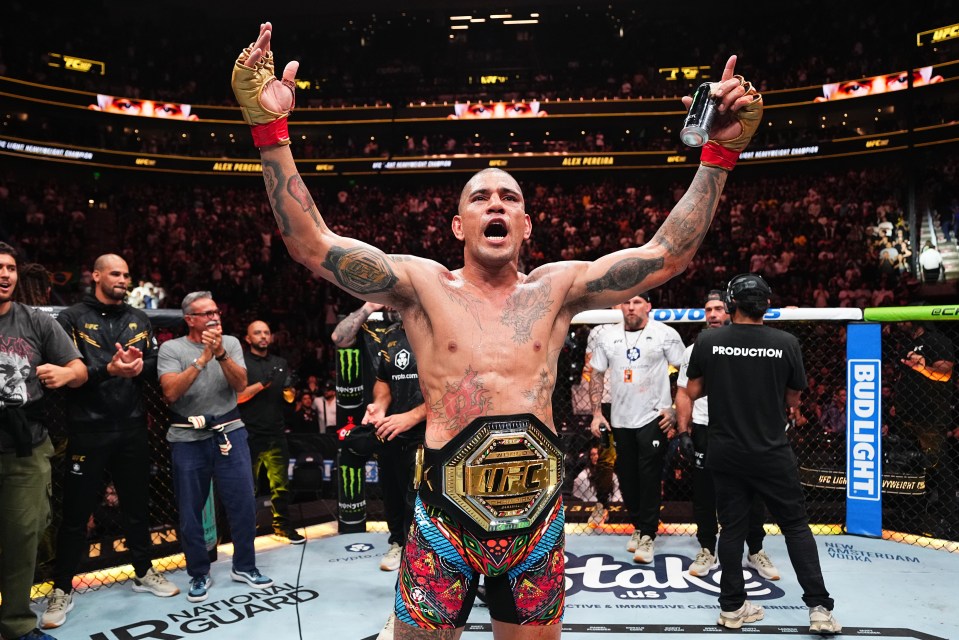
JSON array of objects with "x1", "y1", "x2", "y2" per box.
[
  {"x1": 34, "y1": 310, "x2": 958, "y2": 593},
  {"x1": 548, "y1": 313, "x2": 958, "y2": 546}
]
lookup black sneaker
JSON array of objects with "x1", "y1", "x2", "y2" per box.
[{"x1": 272, "y1": 527, "x2": 306, "y2": 545}]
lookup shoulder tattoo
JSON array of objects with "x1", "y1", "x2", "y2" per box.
[
  {"x1": 322, "y1": 246, "x2": 398, "y2": 295},
  {"x1": 586, "y1": 257, "x2": 664, "y2": 293}
]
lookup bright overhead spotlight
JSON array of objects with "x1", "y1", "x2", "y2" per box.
[
  {"x1": 504, "y1": 19, "x2": 538, "y2": 24},
  {"x1": 490, "y1": 14, "x2": 512, "y2": 18},
  {"x1": 451, "y1": 25, "x2": 469, "y2": 29},
  {"x1": 470, "y1": 18, "x2": 486, "y2": 22},
  {"x1": 449, "y1": 15, "x2": 471, "y2": 20}
]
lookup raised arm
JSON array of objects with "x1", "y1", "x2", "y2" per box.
[
  {"x1": 232, "y1": 22, "x2": 419, "y2": 307},
  {"x1": 331, "y1": 302, "x2": 383, "y2": 348},
  {"x1": 566, "y1": 55, "x2": 763, "y2": 311}
]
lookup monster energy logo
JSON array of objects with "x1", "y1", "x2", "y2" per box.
[
  {"x1": 338, "y1": 348, "x2": 361, "y2": 385},
  {"x1": 338, "y1": 464, "x2": 366, "y2": 521},
  {"x1": 340, "y1": 465, "x2": 365, "y2": 502},
  {"x1": 336, "y1": 347, "x2": 364, "y2": 409}
]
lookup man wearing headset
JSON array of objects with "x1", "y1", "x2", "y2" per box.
[
  {"x1": 684, "y1": 274, "x2": 840, "y2": 634},
  {"x1": 675, "y1": 290, "x2": 779, "y2": 581}
]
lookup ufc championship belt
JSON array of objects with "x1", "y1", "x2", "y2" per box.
[{"x1": 416, "y1": 414, "x2": 564, "y2": 538}]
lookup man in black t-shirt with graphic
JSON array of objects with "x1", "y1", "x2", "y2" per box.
[
  {"x1": 0, "y1": 242, "x2": 87, "y2": 640},
  {"x1": 362, "y1": 316, "x2": 426, "y2": 573},
  {"x1": 685, "y1": 273, "x2": 840, "y2": 635}
]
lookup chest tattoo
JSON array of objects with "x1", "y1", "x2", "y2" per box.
[{"x1": 502, "y1": 280, "x2": 553, "y2": 344}]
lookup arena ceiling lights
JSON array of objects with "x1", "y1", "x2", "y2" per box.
[{"x1": 449, "y1": 11, "x2": 540, "y2": 31}]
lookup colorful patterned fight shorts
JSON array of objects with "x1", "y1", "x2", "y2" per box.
[{"x1": 394, "y1": 494, "x2": 565, "y2": 629}]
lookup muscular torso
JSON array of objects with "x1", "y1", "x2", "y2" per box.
[{"x1": 399, "y1": 264, "x2": 575, "y2": 449}]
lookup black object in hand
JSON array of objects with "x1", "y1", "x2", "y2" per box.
[
  {"x1": 678, "y1": 432, "x2": 696, "y2": 463},
  {"x1": 262, "y1": 365, "x2": 285, "y2": 387}
]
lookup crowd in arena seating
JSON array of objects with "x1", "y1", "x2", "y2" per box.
[{"x1": 4, "y1": 152, "x2": 954, "y2": 384}]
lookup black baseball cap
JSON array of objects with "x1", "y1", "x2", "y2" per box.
[
  {"x1": 704, "y1": 289, "x2": 724, "y2": 304},
  {"x1": 637, "y1": 291, "x2": 651, "y2": 301}
]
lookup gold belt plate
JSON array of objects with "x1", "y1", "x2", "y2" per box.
[{"x1": 442, "y1": 417, "x2": 562, "y2": 533}]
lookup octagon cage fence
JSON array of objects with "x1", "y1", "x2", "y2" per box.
[{"x1": 31, "y1": 305, "x2": 959, "y2": 596}]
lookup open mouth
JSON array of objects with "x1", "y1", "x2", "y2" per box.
[{"x1": 484, "y1": 220, "x2": 508, "y2": 240}]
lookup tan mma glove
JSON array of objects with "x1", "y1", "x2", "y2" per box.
[
  {"x1": 701, "y1": 75, "x2": 763, "y2": 171},
  {"x1": 231, "y1": 45, "x2": 294, "y2": 147}
]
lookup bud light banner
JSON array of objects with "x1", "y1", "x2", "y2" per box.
[{"x1": 846, "y1": 323, "x2": 882, "y2": 537}]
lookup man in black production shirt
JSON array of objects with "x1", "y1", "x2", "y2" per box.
[
  {"x1": 685, "y1": 273, "x2": 840, "y2": 635},
  {"x1": 237, "y1": 320, "x2": 303, "y2": 544}
]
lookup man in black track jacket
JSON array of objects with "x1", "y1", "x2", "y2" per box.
[{"x1": 41, "y1": 254, "x2": 178, "y2": 632}]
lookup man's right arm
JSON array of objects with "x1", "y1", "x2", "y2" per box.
[
  {"x1": 331, "y1": 302, "x2": 382, "y2": 347},
  {"x1": 588, "y1": 367, "x2": 609, "y2": 437},
  {"x1": 363, "y1": 379, "x2": 392, "y2": 426},
  {"x1": 675, "y1": 387, "x2": 693, "y2": 435},
  {"x1": 675, "y1": 344, "x2": 694, "y2": 435},
  {"x1": 233, "y1": 23, "x2": 423, "y2": 308}
]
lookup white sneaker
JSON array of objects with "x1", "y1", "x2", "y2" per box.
[
  {"x1": 587, "y1": 502, "x2": 608, "y2": 528},
  {"x1": 380, "y1": 542, "x2": 403, "y2": 571},
  {"x1": 376, "y1": 613, "x2": 396, "y2": 640},
  {"x1": 746, "y1": 549, "x2": 781, "y2": 580},
  {"x1": 626, "y1": 530, "x2": 643, "y2": 552},
  {"x1": 633, "y1": 535, "x2": 655, "y2": 564},
  {"x1": 809, "y1": 605, "x2": 842, "y2": 634},
  {"x1": 688, "y1": 547, "x2": 719, "y2": 577},
  {"x1": 132, "y1": 567, "x2": 181, "y2": 597},
  {"x1": 40, "y1": 588, "x2": 74, "y2": 629},
  {"x1": 717, "y1": 601, "x2": 764, "y2": 629}
]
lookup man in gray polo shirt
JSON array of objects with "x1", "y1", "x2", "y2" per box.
[{"x1": 158, "y1": 291, "x2": 272, "y2": 603}]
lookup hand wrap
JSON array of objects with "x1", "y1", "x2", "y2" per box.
[
  {"x1": 231, "y1": 44, "x2": 293, "y2": 148},
  {"x1": 701, "y1": 75, "x2": 763, "y2": 171}
]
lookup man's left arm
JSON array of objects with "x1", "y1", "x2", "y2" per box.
[
  {"x1": 216, "y1": 337, "x2": 247, "y2": 393},
  {"x1": 655, "y1": 330, "x2": 685, "y2": 433},
  {"x1": 37, "y1": 312, "x2": 87, "y2": 388},
  {"x1": 37, "y1": 359, "x2": 87, "y2": 389},
  {"x1": 563, "y1": 57, "x2": 762, "y2": 311}
]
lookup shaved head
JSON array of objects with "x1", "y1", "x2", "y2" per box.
[
  {"x1": 93, "y1": 253, "x2": 125, "y2": 272},
  {"x1": 246, "y1": 320, "x2": 270, "y2": 336},
  {"x1": 459, "y1": 168, "x2": 523, "y2": 211}
]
